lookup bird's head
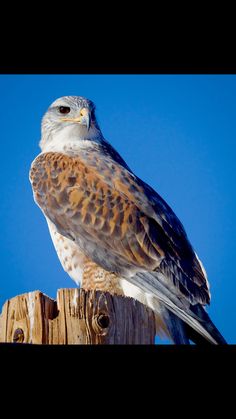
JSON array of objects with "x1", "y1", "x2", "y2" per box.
[{"x1": 40, "y1": 96, "x2": 102, "y2": 152}]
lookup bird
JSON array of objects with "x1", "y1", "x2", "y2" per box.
[{"x1": 29, "y1": 95, "x2": 226, "y2": 344}]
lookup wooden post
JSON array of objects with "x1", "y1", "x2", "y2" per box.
[{"x1": 0, "y1": 289, "x2": 156, "y2": 344}]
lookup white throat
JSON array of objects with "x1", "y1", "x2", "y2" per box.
[{"x1": 41, "y1": 123, "x2": 102, "y2": 154}]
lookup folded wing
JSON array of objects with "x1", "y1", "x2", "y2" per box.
[{"x1": 30, "y1": 150, "x2": 210, "y2": 307}]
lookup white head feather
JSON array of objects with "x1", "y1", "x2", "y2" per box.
[{"x1": 40, "y1": 96, "x2": 103, "y2": 153}]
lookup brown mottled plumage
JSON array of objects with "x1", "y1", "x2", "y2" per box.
[{"x1": 30, "y1": 150, "x2": 210, "y2": 304}]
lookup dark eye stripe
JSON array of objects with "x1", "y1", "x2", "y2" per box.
[{"x1": 59, "y1": 106, "x2": 71, "y2": 114}]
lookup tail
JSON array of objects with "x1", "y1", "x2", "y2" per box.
[
  {"x1": 186, "y1": 303, "x2": 227, "y2": 345},
  {"x1": 128, "y1": 271, "x2": 226, "y2": 344}
]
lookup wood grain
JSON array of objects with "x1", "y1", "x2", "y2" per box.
[{"x1": 0, "y1": 289, "x2": 156, "y2": 344}]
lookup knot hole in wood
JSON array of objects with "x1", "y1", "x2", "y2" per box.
[
  {"x1": 13, "y1": 328, "x2": 24, "y2": 343},
  {"x1": 92, "y1": 312, "x2": 110, "y2": 335}
]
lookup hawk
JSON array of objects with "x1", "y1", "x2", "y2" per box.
[{"x1": 29, "y1": 96, "x2": 226, "y2": 344}]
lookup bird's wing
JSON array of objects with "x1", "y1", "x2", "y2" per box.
[{"x1": 30, "y1": 150, "x2": 210, "y2": 308}]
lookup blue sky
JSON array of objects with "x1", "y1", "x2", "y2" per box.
[{"x1": 0, "y1": 75, "x2": 235, "y2": 343}]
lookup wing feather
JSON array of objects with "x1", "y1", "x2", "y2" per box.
[{"x1": 30, "y1": 150, "x2": 210, "y2": 305}]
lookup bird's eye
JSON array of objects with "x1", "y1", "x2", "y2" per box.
[{"x1": 58, "y1": 106, "x2": 71, "y2": 114}]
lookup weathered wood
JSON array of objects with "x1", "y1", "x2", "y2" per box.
[{"x1": 0, "y1": 289, "x2": 156, "y2": 344}]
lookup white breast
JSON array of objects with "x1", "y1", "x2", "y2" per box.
[{"x1": 46, "y1": 217, "x2": 85, "y2": 285}]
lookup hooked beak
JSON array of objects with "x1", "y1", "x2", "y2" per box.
[{"x1": 60, "y1": 107, "x2": 91, "y2": 131}]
